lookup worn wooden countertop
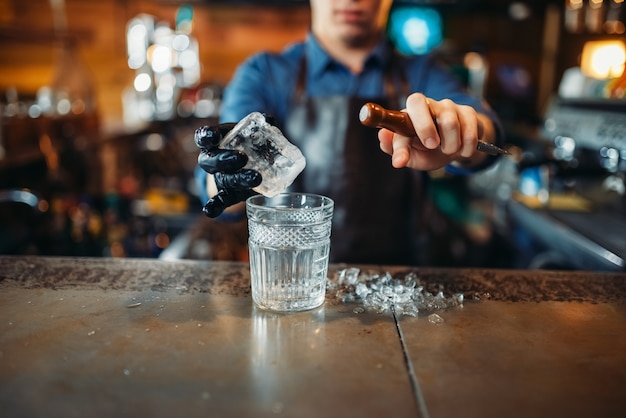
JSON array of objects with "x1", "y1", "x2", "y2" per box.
[{"x1": 1, "y1": 256, "x2": 625, "y2": 418}]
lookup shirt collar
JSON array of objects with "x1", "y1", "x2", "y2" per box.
[{"x1": 305, "y1": 33, "x2": 391, "y2": 77}]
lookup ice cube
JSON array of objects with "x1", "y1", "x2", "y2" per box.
[
  {"x1": 219, "y1": 112, "x2": 306, "y2": 197},
  {"x1": 355, "y1": 282, "x2": 370, "y2": 298},
  {"x1": 428, "y1": 313, "x2": 445, "y2": 324}
]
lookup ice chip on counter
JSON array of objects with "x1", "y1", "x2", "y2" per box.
[
  {"x1": 327, "y1": 269, "x2": 464, "y2": 317},
  {"x1": 219, "y1": 112, "x2": 306, "y2": 197},
  {"x1": 428, "y1": 313, "x2": 445, "y2": 325}
]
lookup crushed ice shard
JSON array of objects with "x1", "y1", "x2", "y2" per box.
[{"x1": 328, "y1": 268, "x2": 464, "y2": 317}]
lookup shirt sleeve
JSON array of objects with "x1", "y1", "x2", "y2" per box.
[
  {"x1": 194, "y1": 165, "x2": 209, "y2": 205},
  {"x1": 220, "y1": 55, "x2": 268, "y2": 123},
  {"x1": 219, "y1": 52, "x2": 291, "y2": 124}
]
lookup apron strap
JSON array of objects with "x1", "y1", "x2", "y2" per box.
[
  {"x1": 383, "y1": 50, "x2": 409, "y2": 108},
  {"x1": 294, "y1": 55, "x2": 307, "y2": 99}
]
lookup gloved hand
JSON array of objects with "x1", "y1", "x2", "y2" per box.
[{"x1": 195, "y1": 123, "x2": 262, "y2": 218}]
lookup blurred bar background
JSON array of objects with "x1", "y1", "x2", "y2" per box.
[{"x1": 1, "y1": 0, "x2": 624, "y2": 269}]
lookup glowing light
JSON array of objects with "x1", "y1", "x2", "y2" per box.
[
  {"x1": 179, "y1": 49, "x2": 197, "y2": 69},
  {"x1": 172, "y1": 34, "x2": 190, "y2": 51},
  {"x1": 56, "y1": 98, "x2": 71, "y2": 115},
  {"x1": 159, "y1": 73, "x2": 176, "y2": 87},
  {"x1": 128, "y1": 23, "x2": 147, "y2": 40},
  {"x1": 581, "y1": 40, "x2": 626, "y2": 79},
  {"x1": 156, "y1": 84, "x2": 174, "y2": 102},
  {"x1": 28, "y1": 104, "x2": 42, "y2": 118},
  {"x1": 134, "y1": 73, "x2": 152, "y2": 92},
  {"x1": 155, "y1": 232, "x2": 170, "y2": 249},
  {"x1": 71, "y1": 99, "x2": 86, "y2": 115},
  {"x1": 509, "y1": 2, "x2": 531, "y2": 20},
  {"x1": 464, "y1": 52, "x2": 485, "y2": 71},
  {"x1": 127, "y1": 21, "x2": 148, "y2": 69},
  {"x1": 149, "y1": 44, "x2": 172, "y2": 73},
  {"x1": 38, "y1": 199, "x2": 49, "y2": 213},
  {"x1": 138, "y1": 100, "x2": 155, "y2": 119},
  {"x1": 388, "y1": 7, "x2": 442, "y2": 55},
  {"x1": 568, "y1": 0, "x2": 583, "y2": 10},
  {"x1": 604, "y1": 20, "x2": 625, "y2": 34},
  {"x1": 146, "y1": 133, "x2": 164, "y2": 151},
  {"x1": 404, "y1": 18, "x2": 431, "y2": 53}
]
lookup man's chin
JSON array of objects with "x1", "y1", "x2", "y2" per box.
[{"x1": 338, "y1": 29, "x2": 373, "y2": 47}]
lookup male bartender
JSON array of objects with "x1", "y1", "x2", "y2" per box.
[{"x1": 195, "y1": 0, "x2": 503, "y2": 265}]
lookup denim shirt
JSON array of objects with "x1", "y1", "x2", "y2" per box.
[
  {"x1": 220, "y1": 33, "x2": 498, "y2": 126},
  {"x1": 196, "y1": 33, "x2": 503, "y2": 205}
]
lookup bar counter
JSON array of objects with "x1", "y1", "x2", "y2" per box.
[{"x1": 1, "y1": 256, "x2": 625, "y2": 418}]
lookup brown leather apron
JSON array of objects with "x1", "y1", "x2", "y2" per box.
[{"x1": 284, "y1": 55, "x2": 426, "y2": 265}]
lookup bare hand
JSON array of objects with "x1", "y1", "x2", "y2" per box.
[{"x1": 378, "y1": 93, "x2": 492, "y2": 171}]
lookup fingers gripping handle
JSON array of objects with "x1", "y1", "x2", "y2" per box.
[{"x1": 359, "y1": 102, "x2": 509, "y2": 156}]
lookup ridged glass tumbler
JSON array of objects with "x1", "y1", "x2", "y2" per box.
[{"x1": 246, "y1": 193, "x2": 334, "y2": 312}]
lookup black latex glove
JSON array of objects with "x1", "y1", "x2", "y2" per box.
[{"x1": 195, "y1": 123, "x2": 262, "y2": 218}]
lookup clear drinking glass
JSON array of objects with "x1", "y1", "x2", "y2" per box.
[{"x1": 246, "y1": 193, "x2": 334, "y2": 312}]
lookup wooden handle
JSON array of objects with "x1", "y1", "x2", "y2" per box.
[{"x1": 359, "y1": 102, "x2": 416, "y2": 137}]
